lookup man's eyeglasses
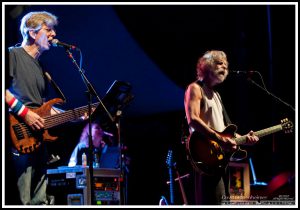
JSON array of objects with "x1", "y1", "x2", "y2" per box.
[{"x1": 42, "y1": 27, "x2": 56, "y2": 33}]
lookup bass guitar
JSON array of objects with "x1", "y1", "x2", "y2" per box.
[
  {"x1": 186, "y1": 118, "x2": 293, "y2": 176},
  {"x1": 9, "y1": 98, "x2": 99, "y2": 154}
]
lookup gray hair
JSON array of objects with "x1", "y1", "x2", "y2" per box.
[
  {"x1": 20, "y1": 11, "x2": 58, "y2": 40},
  {"x1": 196, "y1": 50, "x2": 228, "y2": 80}
]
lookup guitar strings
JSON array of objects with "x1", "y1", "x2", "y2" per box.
[{"x1": 43, "y1": 103, "x2": 99, "y2": 128}]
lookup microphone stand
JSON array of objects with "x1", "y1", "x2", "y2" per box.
[
  {"x1": 65, "y1": 48, "x2": 114, "y2": 205},
  {"x1": 247, "y1": 78, "x2": 295, "y2": 112},
  {"x1": 115, "y1": 110, "x2": 128, "y2": 205},
  {"x1": 247, "y1": 75, "x2": 295, "y2": 179}
]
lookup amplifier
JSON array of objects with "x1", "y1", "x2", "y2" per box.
[
  {"x1": 84, "y1": 167, "x2": 121, "y2": 205},
  {"x1": 47, "y1": 166, "x2": 121, "y2": 205}
]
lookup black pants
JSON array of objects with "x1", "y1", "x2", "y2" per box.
[{"x1": 194, "y1": 169, "x2": 230, "y2": 205}]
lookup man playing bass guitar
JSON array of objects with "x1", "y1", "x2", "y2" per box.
[{"x1": 5, "y1": 11, "x2": 90, "y2": 205}]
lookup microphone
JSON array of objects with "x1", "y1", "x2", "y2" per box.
[
  {"x1": 231, "y1": 70, "x2": 255, "y2": 74},
  {"x1": 51, "y1": 39, "x2": 79, "y2": 50},
  {"x1": 231, "y1": 70, "x2": 256, "y2": 78}
]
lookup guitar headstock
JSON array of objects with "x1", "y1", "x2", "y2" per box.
[
  {"x1": 166, "y1": 149, "x2": 174, "y2": 169},
  {"x1": 281, "y1": 118, "x2": 294, "y2": 134}
]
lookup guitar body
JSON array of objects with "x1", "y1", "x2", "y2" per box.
[
  {"x1": 186, "y1": 124, "x2": 238, "y2": 176},
  {"x1": 186, "y1": 118, "x2": 293, "y2": 176},
  {"x1": 9, "y1": 98, "x2": 64, "y2": 154}
]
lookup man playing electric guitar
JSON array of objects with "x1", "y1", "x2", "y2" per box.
[{"x1": 184, "y1": 50, "x2": 259, "y2": 205}]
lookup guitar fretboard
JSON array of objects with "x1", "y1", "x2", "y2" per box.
[
  {"x1": 235, "y1": 124, "x2": 282, "y2": 145},
  {"x1": 44, "y1": 102, "x2": 99, "y2": 129}
]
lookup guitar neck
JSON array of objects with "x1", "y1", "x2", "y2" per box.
[
  {"x1": 169, "y1": 168, "x2": 174, "y2": 205},
  {"x1": 44, "y1": 102, "x2": 99, "y2": 129},
  {"x1": 235, "y1": 124, "x2": 283, "y2": 145}
]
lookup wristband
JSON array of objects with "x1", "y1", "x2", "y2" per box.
[
  {"x1": 18, "y1": 105, "x2": 29, "y2": 118},
  {"x1": 8, "y1": 97, "x2": 29, "y2": 118}
]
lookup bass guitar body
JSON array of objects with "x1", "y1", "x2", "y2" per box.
[{"x1": 9, "y1": 98, "x2": 63, "y2": 154}]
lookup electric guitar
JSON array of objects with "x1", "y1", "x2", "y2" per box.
[
  {"x1": 9, "y1": 98, "x2": 99, "y2": 154},
  {"x1": 166, "y1": 149, "x2": 175, "y2": 205},
  {"x1": 159, "y1": 150, "x2": 175, "y2": 205},
  {"x1": 186, "y1": 118, "x2": 293, "y2": 176}
]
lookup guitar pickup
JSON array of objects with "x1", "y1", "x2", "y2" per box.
[
  {"x1": 13, "y1": 123, "x2": 34, "y2": 140},
  {"x1": 12, "y1": 124, "x2": 25, "y2": 140}
]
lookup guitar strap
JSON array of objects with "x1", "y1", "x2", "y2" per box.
[
  {"x1": 215, "y1": 92, "x2": 232, "y2": 126},
  {"x1": 196, "y1": 80, "x2": 231, "y2": 126},
  {"x1": 44, "y1": 71, "x2": 67, "y2": 102}
]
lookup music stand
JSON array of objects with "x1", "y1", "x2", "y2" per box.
[
  {"x1": 91, "y1": 80, "x2": 133, "y2": 130},
  {"x1": 91, "y1": 80, "x2": 134, "y2": 204}
]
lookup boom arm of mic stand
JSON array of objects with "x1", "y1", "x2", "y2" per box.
[
  {"x1": 247, "y1": 78, "x2": 295, "y2": 112},
  {"x1": 65, "y1": 49, "x2": 114, "y2": 121}
]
